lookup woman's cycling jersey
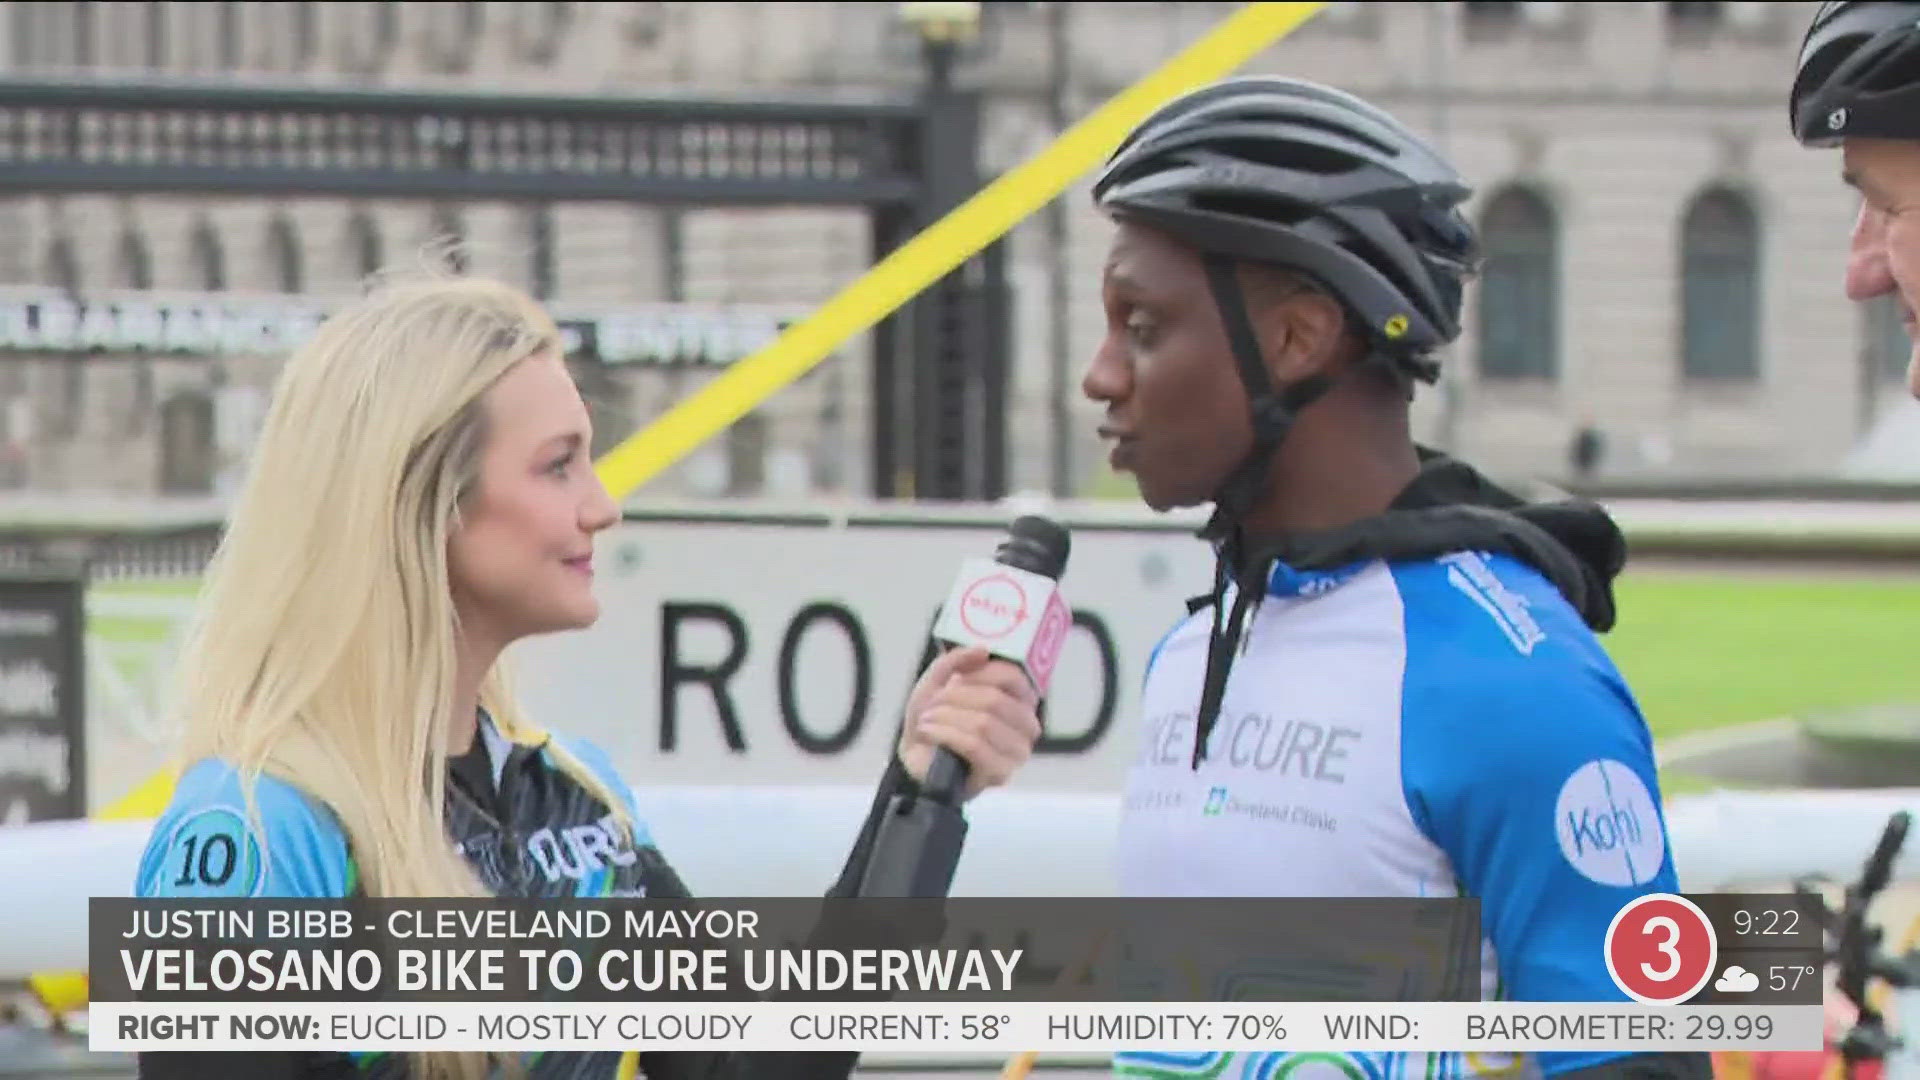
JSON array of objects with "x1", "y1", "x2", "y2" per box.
[{"x1": 133, "y1": 712, "x2": 908, "y2": 1080}]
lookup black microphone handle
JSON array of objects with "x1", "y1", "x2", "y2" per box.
[{"x1": 923, "y1": 745, "x2": 968, "y2": 804}]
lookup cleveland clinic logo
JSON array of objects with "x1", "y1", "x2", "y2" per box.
[
  {"x1": 1204, "y1": 787, "x2": 1228, "y2": 816},
  {"x1": 958, "y1": 573, "x2": 1028, "y2": 640}
]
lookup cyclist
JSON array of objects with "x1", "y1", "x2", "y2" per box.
[
  {"x1": 1082, "y1": 76, "x2": 1709, "y2": 1080},
  {"x1": 132, "y1": 271, "x2": 1043, "y2": 1080},
  {"x1": 1788, "y1": 0, "x2": 1920, "y2": 400}
]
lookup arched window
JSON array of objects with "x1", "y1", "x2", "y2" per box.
[
  {"x1": 1475, "y1": 184, "x2": 1560, "y2": 381},
  {"x1": 344, "y1": 210, "x2": 382, "y2": 281},
  {"x1": 338, "y1": 0, "x2": 398, "y2": 74},
  {"x1": 159, "y1": 391, "x2": 216, "y2": 493},
  {"x1": 44, "y1": 234, "x2": 78, "y2": 294},
  {"x1": 1679, "y1": 186, "x2": 1762, "y2": 381},
  {"x1": 266, "y1": 213, "x2": 302, "y2": 293},
  {"x1": 191, "y1": 217, "x2": 225, "y2": 291},
  {"x1": 44, "y1": 233, "x2": 82, "y2": 439},
  {"x1": 727, "y1": 411, "x2": 769, "y2": 495},
  {"x1": 528, "y1": 204, "x2": 555, "y2": 298},
  {"x1": 426, "y1": 204, "x2": 467, "y2": 271},
  {"x1": 421, "y1": 1, "x2": 483, "y2": 72},
  {"x1": 145, "y1": 1, "x2": 167, "y2": 68},
  {"x1": 117, "y1": 227, "x2": 152, "y2": 290},
  {"x1": 291, "y1": 2, "x2": 317, "y2": 68},
  {"x1": 570, "y1": 359, "x2": 631, "y2": 461},
  {"x1": 217, "y1": 1, "x2": 242, "y2": 68},
  {"x1": 10, "y1": 2, "x2": 94, "y2": 68},
  {"x1": 513, "y1": 2, "x2": 571, "y2": 62},
  {"x1": 117, "y1": 226, "x2": 155, "y2": 437}
]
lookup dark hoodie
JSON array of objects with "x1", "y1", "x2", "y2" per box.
[
  {"x1": 1251, "y1": 447, "x2": 1625, "y2": 630},
  {"x1": 1187, "y1": 446, "x2": 1629, "y2": 768}
]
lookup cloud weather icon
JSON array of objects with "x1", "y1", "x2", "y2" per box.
[{"x1": 1714, "y1": 966, "x2": 1760, "y2": 994}]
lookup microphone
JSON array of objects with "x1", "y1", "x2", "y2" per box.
[
  {"x1": 856, "y1": 515, "x2": 1074, "y2": 898},
  {"x1": 920, "y1": 515, "x2": 1074, "y2": 802}
]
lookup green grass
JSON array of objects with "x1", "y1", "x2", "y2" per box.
[
  {"x1": 1654, "y1": 772, "x2": 1746, "y2": 798},
  {"x1": 93, "y1": 577, "x2": 202, "y2": 598},
  {"x1": 1086, "y1": 467, "x2": 1917, "y2": 747},
  {"x1": 1604, "y1": 570, "x2": 1920, "y2": 741},
  {"x1": 1085, "y1": 463, "x2": 1140, "y2": 501},
  {"x1": 1081, "y1": 453, "x2": 1919, "y2": 745},
  {"x1": 89, "y1": 576, "x2": 203, "y2": 645}
]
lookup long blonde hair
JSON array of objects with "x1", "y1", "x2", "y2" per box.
[{"x1": 169, "y1": 270, "x2": 609, "y2": 1078}]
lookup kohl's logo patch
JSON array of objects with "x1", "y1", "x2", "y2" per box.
[{"x1": 1554, "y1": 759, "x2": 1665, "y2": 887}]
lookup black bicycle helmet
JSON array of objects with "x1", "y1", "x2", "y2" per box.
[
  {"x1": 1092, "y1": 76, "x2": 1478, "y2": 768},
  {"x1": 1095, "y1": 76, "x2": 1477, "y2": 375},
  {"x1": 1092, "y1": 75, "x2": 1476, "y2": 532},
  {"x1": 1790, "y1": 1, "x2": 1920, "y2": 147}
]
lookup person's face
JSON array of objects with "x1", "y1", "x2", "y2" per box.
[
  {"x1": 1081, "y1": 220, "x2": 1252, "y2": 512},
  {"x1": 448, "y1": 349, "x2": 619, "y2": 649},
  {"x1": 1842, "y1": 138, "x2": 1920, "y2": 397}
]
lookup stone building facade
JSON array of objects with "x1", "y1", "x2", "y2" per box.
[{"x1": 0, "y1": 0, "x2": 1898, "y2": 502}]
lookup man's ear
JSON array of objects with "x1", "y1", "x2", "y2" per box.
[{"x1": 1252, "y1": 286, "x2": 1349, "y2": 387}]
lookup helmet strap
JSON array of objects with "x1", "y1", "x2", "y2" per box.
[
  {"x1": 1196, "y1": 254, "x2": 1334, "y2": 544},
  {"x1": 1188, "y1": 253, "x2": 1336, "y2": 768}
]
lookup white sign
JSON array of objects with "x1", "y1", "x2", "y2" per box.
[
  {"x1": 0, "y1": 294, "x2": 326, "y2": 356},
  {"x1": 0, "y1": 287, "x2": 804, "y2": 367},
  {"x1": 505, "y1": 507, "x2": 1218, "y2": 793}
]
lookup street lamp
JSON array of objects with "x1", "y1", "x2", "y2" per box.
[
  {"x1": 897, "y1": 2, "x2": 982, "y2": 49},
  {"x1": 890, "y1": 1, "x2": 1002, "y2": 502},
  {"x1": 898, "y1": 2, "x2": 982, "y2": 92}
]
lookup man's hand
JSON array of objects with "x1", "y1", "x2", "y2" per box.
[{"x1": 897, "y1": 646, "x2": 1042, "y2": 801}]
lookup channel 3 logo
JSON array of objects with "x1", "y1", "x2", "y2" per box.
[{"x1": 1603, "y1": 894, "x2": 1720, "y2": 1005}]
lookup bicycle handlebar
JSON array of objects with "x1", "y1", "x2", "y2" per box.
[
  {"x1": 1862, "y1": 812, "x2": 1911, "y2": 900},
  {"x1": 1831, "y1": 811, "x2": 1915, "y2": 1075}
]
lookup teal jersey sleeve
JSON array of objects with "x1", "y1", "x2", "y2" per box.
[
  {"x1": 546, "y1": 732, "x2": 655, "y2": 850},
  {"x1": 135, "y1": 757, "x2": 354, "y2": 899}
]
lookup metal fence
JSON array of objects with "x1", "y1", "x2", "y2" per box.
[{"x1": 0, "y1": 528, "x2": 220, "y2": 583}]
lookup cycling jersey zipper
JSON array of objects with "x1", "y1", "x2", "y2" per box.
[{"x1": 492, "y1": 747, "x2": 528, "y2": 873}]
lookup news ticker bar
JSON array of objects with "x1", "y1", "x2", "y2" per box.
[
  {"x1": 94, "y1": 1001, "x2": 1823, "y2": 1055},
  {"x1": 97, "y1": 893, "x2": 1827, "y2": 1007},
  {"x1": 97, "y1": 896, "x2": 1492, "y2": 1005}
]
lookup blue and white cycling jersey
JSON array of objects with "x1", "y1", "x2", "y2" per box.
[{"x1": 1116, "y1": 537, "x2": 1678, "y2": 1080}]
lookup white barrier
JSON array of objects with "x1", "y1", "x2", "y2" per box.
[
  {"x1": 1662, "y1": 786, "x2": 1920, "y2": 890},
  {"x1": 11, "y1": 783, "x2": 1920, "y2": 982}
]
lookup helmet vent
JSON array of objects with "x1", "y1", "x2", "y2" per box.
[
  {"x1": 1211, "y1": 136, "x2": 1359, "y2": 176},
  {"x1": 1861, "y1": 34, "x2": 1920, "y2": 91},
  {"x1": 1190, "y1": 190, "x2": 1314, "y2": 229}
]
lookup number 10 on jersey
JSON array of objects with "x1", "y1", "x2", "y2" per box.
[{"x1": 1605, "y1": 893, "x2": 1720, "y2": 1005}]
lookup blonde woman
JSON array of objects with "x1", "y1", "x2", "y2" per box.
[{"x1": 132, "y1": 272, "x2": 1043, "y2": 1080}]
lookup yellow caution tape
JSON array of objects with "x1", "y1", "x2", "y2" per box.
[{"x1": 595, "y1": 2, "x2": 1330, "y2": 499}]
